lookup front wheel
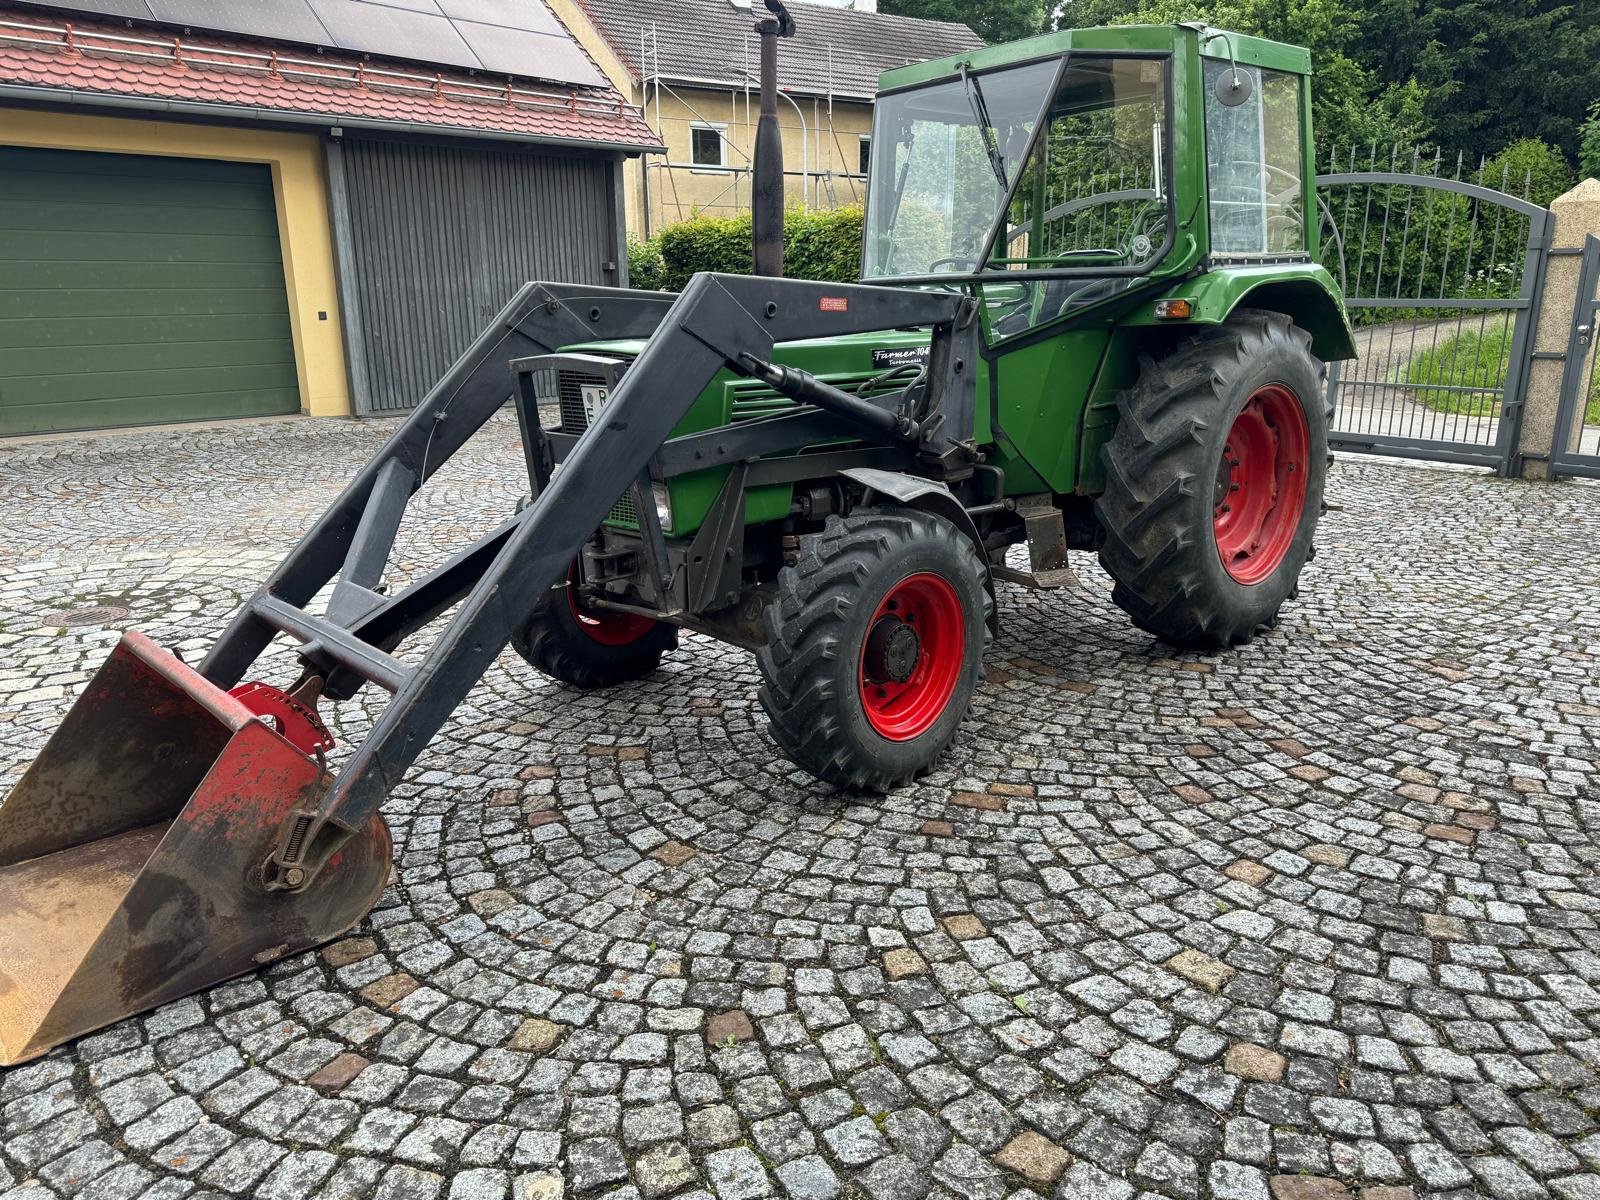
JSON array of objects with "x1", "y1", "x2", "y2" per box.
[
  {"x1": 757, "y1": 509, "x2": 991, "y2": 791},
  {"x1": 1096, "y1": 310, "x2": 1330, "y2": 649},
  {"x1": 512, "y1": 565, "x2": 677, "y2": 689}
]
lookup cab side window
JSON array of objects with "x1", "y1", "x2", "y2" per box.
[{"x1": 1204, "y1": 62, "x2": 1306, "y2": 256}]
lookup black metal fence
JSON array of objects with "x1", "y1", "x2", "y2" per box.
[{"x1": 1316, "y1": 146, "x2": 1552, "y2": 471}]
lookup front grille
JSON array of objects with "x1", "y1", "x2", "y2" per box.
[
  {"x1": 558, "y1": 369, "x2": 607, "y2": 433},
  {"x1": 555, "y1": 366, "x2": 636, "y2": 526}
]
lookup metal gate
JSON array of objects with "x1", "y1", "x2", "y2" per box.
[
  {"x1": 1317, "y1": 153, "x2": 1552, "y2": 472},
  {"x1": 1551, "y1": 234, "x2": 1600, "y2": 480}
]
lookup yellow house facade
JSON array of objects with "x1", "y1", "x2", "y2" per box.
[{"x1": 551, "y1": 0, "x2": 983, "y2": 237}]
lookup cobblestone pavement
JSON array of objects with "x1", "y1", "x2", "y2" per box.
[{"x1": 1, "y1": 417, "x2": 1598, "y2": 1200}]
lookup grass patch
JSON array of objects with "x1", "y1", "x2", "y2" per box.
[{"x1": 1404, "y1": 321, "x2": 1600, "y2": 422}]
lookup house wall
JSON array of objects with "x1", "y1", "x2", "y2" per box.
[
  {"x1": 2, "y1": 106, "x2": 351, "y2": 417},
  {"x1": 635, "y1": 85, "x2": 872, "y2": 236},
  {"x1": 546, "y1": 0, "x2": 873, "y2": 239}
]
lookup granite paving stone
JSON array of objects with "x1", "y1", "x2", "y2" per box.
[{"x1": 0, "y1": 422, "x2": 1595, "y2": 1198}]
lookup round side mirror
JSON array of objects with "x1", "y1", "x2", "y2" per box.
[{"x1": 1216, "y1": 68, "x2": 1254, "y2": 107}]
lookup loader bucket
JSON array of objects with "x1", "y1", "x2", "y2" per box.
[{"x1": 0, "y1": 631, "x2": 391, "y2": 1065}]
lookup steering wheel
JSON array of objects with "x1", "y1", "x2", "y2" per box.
[{"x1": 927, "y1": 256, "x2": 978, "y2": 273}]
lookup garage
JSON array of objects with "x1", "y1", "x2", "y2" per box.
[
  {"x1": 0, "y1": 146, "x2": 300, "y2": 436},
  {"x1": 334, "y1": 135, "x2": 623, "y2": 414}
]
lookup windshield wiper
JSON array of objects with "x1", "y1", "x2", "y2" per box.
[{"x1": 959, "y1": 64, "x2": 1008, "y2": 191}]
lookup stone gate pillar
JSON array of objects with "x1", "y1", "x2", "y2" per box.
[{"x1": 1521, "y1": 179, "x2": 1600, "y2": 479}]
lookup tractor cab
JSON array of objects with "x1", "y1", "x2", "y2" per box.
[{"x1": 863, "y1": 24, "x2": 1320, "y2": 346}]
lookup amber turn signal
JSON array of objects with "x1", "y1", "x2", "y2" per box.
[{"x1": 1154, "y1": 298, "x2": 1193, "y2": 319}]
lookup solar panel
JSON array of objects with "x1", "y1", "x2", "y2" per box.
[
  {"x1": 25, "y1": 0, "x2": 157, "y2": 18},
  {"x1": 454, "y1": 21, "x2": 604, "y2": 86},
  {"x1": 20, "y1": 0, "x2": 604, "y2": 89},
  {"x1": 147, "y1": 0, "x2": 329, "y2": 47},
  {"x1": 308, "y1": 0, "x2": 476, "y2": 73},
  {"x1": 438, "y1": 0, "x2": 559, "y2": 34}
]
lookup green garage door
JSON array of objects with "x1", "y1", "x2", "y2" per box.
[{"x1": 0, "y1": 146, "x2": 300, "y2": 436}]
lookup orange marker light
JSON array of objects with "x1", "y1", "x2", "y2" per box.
[{"x1": 1154, "y1": 299, "x2": 1194, "y2": 320}]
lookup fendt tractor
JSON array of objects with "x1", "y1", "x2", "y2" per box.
[{"x1": 0, "y1": 16, "x2": 1354, "y2": 1062}]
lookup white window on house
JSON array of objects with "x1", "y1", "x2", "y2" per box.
[
  {"x1": 690, "y1": 124, "x2": 726, "y2": 168},
  {"x1": 857, "y1": 135, "x2": 871, "y2": 176}
]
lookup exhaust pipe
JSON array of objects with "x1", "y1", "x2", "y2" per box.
[{"x1": 752, "y1": 0, "x2": 794, "y2": 278}]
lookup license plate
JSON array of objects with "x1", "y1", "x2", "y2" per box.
[{"x1": 580, "y1": 383, "x2": 610, "y2": 425}]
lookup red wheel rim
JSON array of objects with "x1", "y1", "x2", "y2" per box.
[
  {"x1": 858, "y1": 572, "x2": 966, "y2": 742},
  {"x1": 1214, "y1": 383, "x2": 1310, "y2": 585},
  {"x1": 567, "y1": 568, "x2": 657, "y2": 646}
]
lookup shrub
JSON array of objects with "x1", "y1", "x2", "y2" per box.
[
  {"x1": 784, "y1": 205, "x2": 866, "y2": 284},
  {"x1": 626, "y1": 237, "x2": 667, "y2": 292},
  {"x1": 635, "y1": 204, "x2": 865, "y2": 292}
]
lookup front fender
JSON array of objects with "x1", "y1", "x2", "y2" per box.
[{"x1": 839, "y1": 467, "x2": 999, "y2": 635}]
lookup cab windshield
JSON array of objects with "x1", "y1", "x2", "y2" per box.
[{"x1": 863, "y1": 59, "x2": 1058, "y2": 279}]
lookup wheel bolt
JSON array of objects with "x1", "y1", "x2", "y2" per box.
[
  {"x1": 1230, "y1": 482, "x2": 1240, "y2": 492},
  {"x1": 1220, "y1": 504, "x2": 1231, "y2": 514}
]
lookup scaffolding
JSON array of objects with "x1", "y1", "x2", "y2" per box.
[{"x1": 636, "y1": 22, "x2": 869, "y2": 234}]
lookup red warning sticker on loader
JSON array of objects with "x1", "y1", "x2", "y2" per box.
[{"x1": 819, "y1": 296, "x2": 849, "y2": 312}]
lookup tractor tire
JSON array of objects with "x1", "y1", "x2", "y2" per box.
[
  {"x1": 757, "y1": 508, "x2": 991, "y2": 791},
  {"x1": 1096, "y1": 310, "x2": 1329, "y2": 650},
  {"x1": 513, "y1": 568, "x2": 676, "y2": 690}
]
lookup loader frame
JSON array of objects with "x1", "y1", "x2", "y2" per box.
[{"x1": 197, "y1": 275, "x2": 978, "y2": 893}]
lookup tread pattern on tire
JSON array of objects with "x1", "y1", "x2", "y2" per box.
[
  {"x1": 513, "y1": 591, "x2": 677, "y2": 691},
  {"x1": 757, "y1": 508, "x2": 992, "y2": 792},
  {"x1": 1095, "y1": 309, "x2": 1331, "y2": 650}
]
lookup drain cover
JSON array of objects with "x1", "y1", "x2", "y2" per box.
[{"x1": 49, "y1": 606, "x2": 131, "y2": 628}]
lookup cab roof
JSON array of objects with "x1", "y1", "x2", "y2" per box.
[{"x1": 876, "y1": 24, "x2": 1312, "y2": 95}]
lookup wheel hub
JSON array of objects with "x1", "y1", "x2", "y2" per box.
[
  {"x1": 857, "y1": 572, "x2": 966, "y2": 743},
  {"x1": 1213, "y1": 384, "x2": 1311, "y2": 585},
  {"x1": 864, "y1": 618, "x2": 921, "y2": 684}
]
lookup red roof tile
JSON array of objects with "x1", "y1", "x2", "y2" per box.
[{"x1": 0, "y1": 6, "x2": 660, "y2": 150}]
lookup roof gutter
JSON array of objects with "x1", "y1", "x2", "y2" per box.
[{"x1": 0, "y1": 82, "x2": 667, "y2": 154}]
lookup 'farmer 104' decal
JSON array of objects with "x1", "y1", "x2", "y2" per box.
[{"x1": 870, "y1": 346, "x2": 931, "y2": 369}]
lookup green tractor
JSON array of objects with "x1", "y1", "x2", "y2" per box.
[
  {"x1": 0, "y1": 22, "x2": 1354, "y2": 1063},
  {"x1": 523, "y1": 21, "x2": 1354, "y2": 784}
]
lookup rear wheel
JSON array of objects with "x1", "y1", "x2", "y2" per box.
[
  {"x1": 757, "y1": 509, "x2": 991, "y2": 791},
  {"x1": 512, "y1": 565, "x2": 676, "y2": 689},
  {"x1": 1096, "y1": 311, "x2": 1329, "y2": 649}
]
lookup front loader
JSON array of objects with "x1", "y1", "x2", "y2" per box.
[{"x1": 0, "y1": 21, "x2": 1355, "y2": 1063}]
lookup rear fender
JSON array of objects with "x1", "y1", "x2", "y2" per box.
[
  {"x1": 839, "y1": 467, "x2": 998, "y2": 634},
  {"x1": 1124, "y1": 264, "x2": 1357, "y2": 362}
]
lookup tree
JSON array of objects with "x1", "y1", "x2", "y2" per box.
[
  {"x1": 1582, "y1": 102, "x2": 1600, "y2": 182},
  {"x1": 1058, "y1": 0, "x2": 1599, "y2": 167},
  {"x1": 1480, "y1": 138, "x2": 1576, "y2": 207},
  {"x1": 1054, "y1": 0, "x2": 1433, "y2": 155},
  {"x1": 877, "y1": 0, "x2": 1048, "y2": 46}
]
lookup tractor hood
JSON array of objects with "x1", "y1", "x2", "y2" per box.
[{"x1": 560, "y1": 326, "x2": 938, "y2": 369}]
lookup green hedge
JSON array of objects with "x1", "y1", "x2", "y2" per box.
[{"x1": 630, "y1": 205, "x2": 864, "y2": 292}]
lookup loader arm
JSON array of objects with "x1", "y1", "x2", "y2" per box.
[
  {"x1": 208, "y1": 273, "x2": 975, "y2": 892},
  {"x1": 0, "y1": 272, "x2": 974, "y2": 1064}
]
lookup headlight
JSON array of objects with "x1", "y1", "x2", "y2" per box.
[{"x1": 651, "y1": 482, "x2": 673, "y2": 533}]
